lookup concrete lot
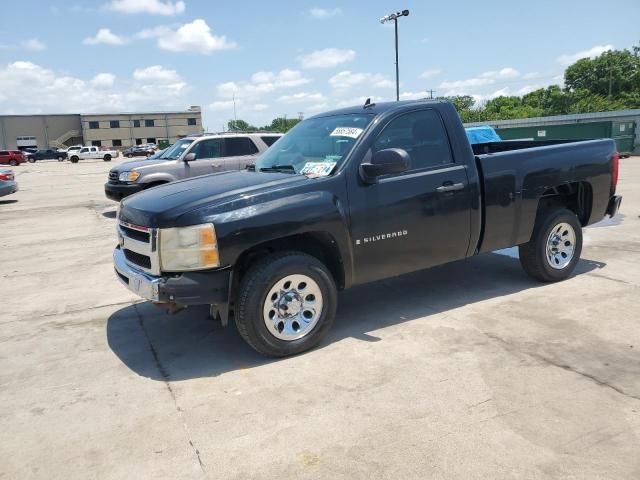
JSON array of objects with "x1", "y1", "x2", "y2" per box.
[{"x1": 1, "y1": 156, "x2": 639, "y2": 479}]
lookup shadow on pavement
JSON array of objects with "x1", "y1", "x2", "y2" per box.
[
  {"x1": 0, "y1": 199, "x2": 18, "y2": 205},
  {"x1": 107, "y1": 253, "x2": 605, "y2": 381},
  {"x1": 102, "y1": 210, "x2": 117, "y2": 219}
]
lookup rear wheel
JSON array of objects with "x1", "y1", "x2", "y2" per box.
[
  {"x1": 57, "y1": 156, "x2": 64, "y2": 161},
  {"x1": 70, "y1": 156, "x2": 79, "y2": 164},
  {"x1": 9, "y1": 160, "x2": 18, "y2": 166},
  {"x1": 519, "y1": 208, "x2": 582, "y2": 282},
  {"x1": 27, "y1": 157, "x2": 35, "y2": 163},
  {"x1": 235, "y1": 252, "x2": 337, "y2": 357},
  {"x1": 103, "y1": 154, "x2": 112, "y2": 162},
  {"x1": 127, "y1": 154, "x2": 133, "y2": 158}
]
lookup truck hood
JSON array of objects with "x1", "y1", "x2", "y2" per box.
[
  {"x1": 119, "y1": 170, "x2": 309, "y2": 227},
  {"x1": 110, "y1": 158, "x2": 167, "y2": 172}
]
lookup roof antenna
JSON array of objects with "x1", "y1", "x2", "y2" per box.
[{"x1": 363, "y1": 97, "x2": 375, "y2": 109}]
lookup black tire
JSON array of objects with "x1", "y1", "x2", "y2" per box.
[
  {"x1": 57, "y1": 156, "x2": 64, "y2": 162},
  {"x1": 144, "y1": 181, "x2": 167, "y2": 189},
  {"x1": 127, "y1": 154, "x2": 133, "y2": 158},
  {"x1": 9, "y1": 160, "x2": 18, "y2": 166},
  {"x1": 27, "y1": 157, "x2": 35, "y2": 163},
  {"x1": 519, "y1": 208, "x2": 583, "y2": 282},
  {"x1": 70, "y1": 156, "x2": 79, "y2": 164},
  {"x1": 235, "y1": 252, "x2": 337, "y2": 357},
  {"x1": 103, "y1": 154, "x2": 112, "y2": 162}
]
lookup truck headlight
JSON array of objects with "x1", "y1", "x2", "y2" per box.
[
  {"x1": 119, "y1": 171, "x2": 140, "y2": 182},
  {"x1": 159, "y1": 224, "x2": 219, "y2": 271}
]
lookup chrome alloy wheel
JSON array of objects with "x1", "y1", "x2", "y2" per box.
[
  {"x1": 546, "y1": 222, "x2": 576, "y2": 269},
  {"x1": 263, "y1": 274, "x2": 324, "y2": 341}
]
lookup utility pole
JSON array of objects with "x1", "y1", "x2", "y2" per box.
[
  {"x1": 232, "y1": 93, "x2": 237, "y2": 128},
  {"x1": 608, "y1": 62, "x2": 613, "y2": 98},
  {"x1": 380, "y1": 10, "x2": 409, "y2": 101},
  {"x1": 426, "y1": 89, "x2": 436, "y2": 99}
]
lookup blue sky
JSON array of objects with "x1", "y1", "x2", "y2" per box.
[{"x1": 0, "y1": 0, "x2": 638, "y2": 129}]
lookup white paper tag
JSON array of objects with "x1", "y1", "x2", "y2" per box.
[
  {"x1": 300, "y1": 162, "x2": 337, "y2": 178},
  {"x1": 330, "y1": 127, "x2": 363, "y2": 139}
]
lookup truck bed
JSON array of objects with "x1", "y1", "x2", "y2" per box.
[{"x1": 474, "y1": 139, "x2": 616, "y2": 253}]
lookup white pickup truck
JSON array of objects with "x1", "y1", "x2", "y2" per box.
[{"x1": 68, "y1": 146, "x2": 117, "y2": 163}]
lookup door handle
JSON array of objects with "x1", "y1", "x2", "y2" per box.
[
  {"x1": 436, "y1": 182, "x2": 465, "y2": 193},
  {"x1": 211, "y1": 164, "x2": 221, "y2": 168}
]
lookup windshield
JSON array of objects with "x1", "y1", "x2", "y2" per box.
[
  {"x1": 255, "y1": 113, "x2": 374, "y2": 176},
  {"x1": 158, "y1": 139, "x2": 194, "y2": 160}
]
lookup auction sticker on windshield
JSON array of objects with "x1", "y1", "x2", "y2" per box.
[
  {"x1": 301, "y1": 162, "x2": 337, "y2": 178},
  {"x1": 330, "y1": 127, "x2": 363, "y2": 139}
]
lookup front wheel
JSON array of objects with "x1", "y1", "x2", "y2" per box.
[
  {"x1": 57, "y1": 156, "x2": 64, "y2": 162},
  {"x1": 235, "y1": 252, "x2": 337, "y2": 357},
  {"x1": 519, "y1": 208, "x2": 583, "y2": 282},
  {"x1": 27, "y1": 158, "x2": 35, "y2": 163},
  {"x1": 9, "y1": 160, "x2": 18, "y2": 166}
]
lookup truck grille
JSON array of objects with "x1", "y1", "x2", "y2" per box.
[
  {"x1": 123, "y1": 249, "x2": 152, "y2": 269},
  {"x1": 117, "y1": 221, "x2": 160, "y2": 274},
  {"x1": 108, "y1": 171, "x2": 119, "y2": 183}
]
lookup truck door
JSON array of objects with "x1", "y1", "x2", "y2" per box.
[
  {"x1": 348, "y1": 108, "x2": 473, "y2": 284},
  {"x1": 184, "y1": 138, "x2": 224, "y2": 178}
]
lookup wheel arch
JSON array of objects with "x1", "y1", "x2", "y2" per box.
[
  {"x1": 537, "y1": 181, "x2": 593, "y2": 227},
  {"x1": 232, "y1": 231, "x2": 346, "y2": 299}
]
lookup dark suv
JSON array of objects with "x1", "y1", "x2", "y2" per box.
[{"x1": 26, "y1": 149, "x2": 67, "y2": 162}]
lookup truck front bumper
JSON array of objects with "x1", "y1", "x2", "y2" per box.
[
  {"x1": 606, "y1": 195, "x2": 622, "y2": 218},
  {"x1": 113, "y1": 246, "x2": 230, "y2": 305},
  {"x1": 105, "y1": 182, "x2": 145, "y2": 201}
]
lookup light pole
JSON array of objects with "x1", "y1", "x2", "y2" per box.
[{"x1": 380, "y1": 9, "x2": 409, "y2": 101}]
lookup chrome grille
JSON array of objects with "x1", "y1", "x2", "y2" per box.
[{"x1": 117, "y1": 221, "x2": 160, "y2": 274}]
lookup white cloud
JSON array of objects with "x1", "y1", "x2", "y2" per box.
[
  {"x1": 522, "y1": 72, "x2": 541, "y2": 80},
  {"x1": 106, "y1": 0, "x2": 185, "y2": 15},
  {"x1": 133, "y1": 65, "x2": 181, "y2": 83},
  {"x1": 479, "y1": 67, "x2": 520, "y2": 79},
  {"x1": 335, "y1": 95, "x2": 385, "y2": 108},
  {"x1": 557, "y1": 44, "x2": 614, "y2": 66},
  {"x1": 298, "y1": 48, "x2": 356, "y2": 69},
  {"x1": 309, "y1": 8, "x2": 342, "y2": 19},
  {"x1": 0, "y1": 61, "x2": 189, "y2": 113},
  {"x1": 400, "y1": 91, "x2": 430, "y2": 100},
  {"x1": 91, "y1": 73, "x2": 116, "y2": 88},
  {"x1": 439, "y1": 67, "x2": 520, "y2": 90},
  {"x1": 278, "y1": 92, "x2": 326, "y2": 103},
  {"x1": 329, "y1": 70, "x2": 393, "y2": 90},
  {"x1": 420, "y1": 68, "x2": 442, "y2": 79},
  {"x1": 216, "y1": 69, "x2": 310, "y2": 100},
  {"x1": 83, "y1": 28, "x2": 129, "y2": 46},
  {"x1": 22, "y1": 39, "x2": 46, "y2": 51},
  {"x1": 143, "y1": 19, "x2": 236, "y2": 54}
]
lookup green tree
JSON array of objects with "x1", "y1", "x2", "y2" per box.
[
  {"x1": 564, "y1": 47, "x2": 640, "y2": 97},
  {"x1": 269, "y1": 117, "x2": 300, "y2": 132},
  {"x1": 227, "y1": 119, "x2": 250, "y2": 131}
]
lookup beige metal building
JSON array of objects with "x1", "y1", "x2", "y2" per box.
[
  {"x1": 0, "y1": 106, "x2": 203, "y2": 150},
  {"x1": 0, "y1": 114, "x2": 83, "y2": 150}
]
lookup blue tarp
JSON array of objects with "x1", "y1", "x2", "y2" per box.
[{"x1": 465, "y1": 126, "x2": 501, "y2": 144}]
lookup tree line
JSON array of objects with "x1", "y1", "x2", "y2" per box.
[{"x1": 228, "y1": 46, "x2": 639, "y2": 131}]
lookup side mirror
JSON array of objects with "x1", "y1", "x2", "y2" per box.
[
  {"x1": 359, "y1": 148, "x2": 410, "y2": 183},
  {"x1": 183, "y1": 152, "x2": 196, "y2": 162}
]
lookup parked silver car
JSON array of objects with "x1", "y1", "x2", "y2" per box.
[{"x1": 104, "y1": 133, "x2": 282, "y2": 201}]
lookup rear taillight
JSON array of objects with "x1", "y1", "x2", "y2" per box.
[
  {"x1": 0, "y1": 173, "x2": 13, "y2": 181},
  {"x1": 612, "y1": 151, "x2": 619, "y2": 194}
]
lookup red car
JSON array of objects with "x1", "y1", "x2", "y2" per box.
[{"x1": 0, "y1": 150, "x2": 26, "y2": 166}]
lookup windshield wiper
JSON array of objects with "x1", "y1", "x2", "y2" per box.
[{"x1": 259, "y1": 165, "x2": 297, "y2": 174}]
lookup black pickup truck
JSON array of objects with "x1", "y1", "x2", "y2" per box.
[{"x1": 113, "y1": 100, "x2": 622, "y2": 356}]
